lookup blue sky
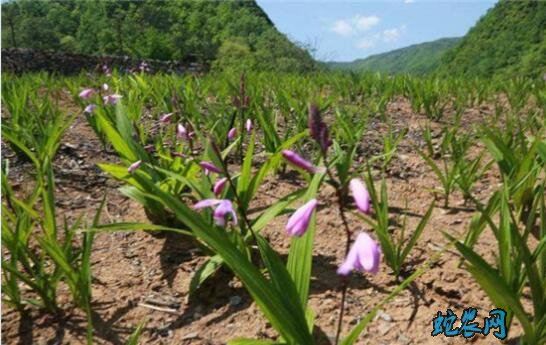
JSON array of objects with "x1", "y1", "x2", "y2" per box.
[{"x1": 256, "y1": 0, "x2": 497, "y2": 62}]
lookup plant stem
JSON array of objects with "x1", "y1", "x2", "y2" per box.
[
  {"x1": 211, "y1": 140, "x2": 256, "y2": 239},
  {"x1": 323, "y1": 163, "x2": 353, "y2": 345}
]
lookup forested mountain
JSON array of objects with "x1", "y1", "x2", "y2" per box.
[
  {"x1": 438, "y1": 0, "x2": 546, "y2": 78},
  {"x1": 1, "y1": 0, "x2": 316, "y2": 72},
  {"x1": 328, "y1": 37, "x2": 461, "y2": 75}
]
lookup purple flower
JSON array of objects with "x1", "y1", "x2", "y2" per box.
[
  {"x1": 213, "y1": 177, "x2": 228, "y2": 195},
  {"x1": 228, "y1": 128, "x2": 237, "y2": 141},
  {"x1": 84, "y1": 104, "x2": 96, "y2": 114},
  {"x1": 103, "y1": 94, "x2": 122, "y2": 105},
  {"x1": 102, "y1": 64, "x2": 111, "y2": 76},
  {"x1": 337, "y1": 233, "x2": 381, "y2": 276},
  {"x1": 159, "y1": 112, "x2": 174, "y2": 124},
  {"x1": 177, "y1": 124, "x2": 194, "y2": 141},
  {"x1": 350, "y1": 178, "x2": 371, "y2": 214},
  {"x1": 79, "y1": 88, "x2": 94, "y2": 99},
  {"x1": 193, "y1": 199, "x2": 237, "y2": 226},
  {"x1": 193, "y1": 198, "x2": 222, "y2": 209},
  {"x1": 128, "y1": 160, "x2": 142, "y2": 174},
  {"x1": 282, "y1": 150, "x2": 316, "y2": 173},
  {"x1": 286, "y1": 199, "x2": 318, "y2": 236},
  {"x1": 308, "y1": 104, "x2": 331, "y2": 153},
  {"x1": 245, "y1": 119, "x2": 252, "y2": 132},
  {"x1": 177, "y1": 124, "x2": 188, "y2": 139},
  {"x1": 199, "y1": 161, "x2": 222, "y2": 175}
]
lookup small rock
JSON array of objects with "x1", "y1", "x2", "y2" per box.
[
  {"x1": 375, "y1": 310, "x2": 393, "y2": 322},
  {"x1": 229, "y1": 295, "x2": 242, "y2": 306},
  {"x1": 379, "y1": 323, "x2": 394, "y2": 335},
  {"x1": 63, "y1": 142, "x2": 78, "y2": 150},
  {"x1": 182, "y1": 332, "x2": 199, "y2": 340},
  {"x1": 397, "y1": 332, "x2": 410, "y2": 345},
  {"x1": 157, "y1": 325, "x2": 173, "y2": 337}
]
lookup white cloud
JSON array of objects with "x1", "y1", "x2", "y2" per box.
[
  {"x1": 330, "y1": 15, "x2": 380, "y2": 36},
  {"x1": 382, "y1": 25, "x2": 406, "y2": 42},
  {"x1": 331, "y1": 20, "x2": 354, "y2": 37},
  {"x1": 356, "y1": 25, "x2": 407, "y2": 49},
  {"x1": 356, "y1": 37, "x2": 377, "y2": 49},
  {"x1": 404, "y1": 0, "x2": 415, "y2": 3},
  {"x1": 354, "y1": 15, "x2": 380, "y2": 31}
]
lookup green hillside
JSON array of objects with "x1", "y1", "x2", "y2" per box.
[
  {"x1": 328, "y1": 37, "x2": 461, "y2": 75},
  {"x1": 438, "y1": 0, "x2": 546, "y2": 78},
  {"x1": 1, "y1": 0, "x2": 315, "y2": 72}
]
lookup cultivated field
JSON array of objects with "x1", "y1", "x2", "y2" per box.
[{"x1": 2, "y1": 71, "x2": 545, "y2": 344}]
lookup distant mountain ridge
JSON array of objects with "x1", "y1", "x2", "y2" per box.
[
  {"x1": 327, "y1": 37, "x2": 461, "y2": 75},
  {"x1": 438, "y1": 0, "x2": 546, "y2": 78}
]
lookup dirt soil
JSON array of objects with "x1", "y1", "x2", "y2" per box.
[{"x1": 2, "y1": 92, "x2": 525, "y2": 345}]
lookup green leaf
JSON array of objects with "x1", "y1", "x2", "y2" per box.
[
  {"x1": 400, "y1": 201, "x2": 434, "y2": 265},
  {"x1": 189, "y1": 255, "x2": 224, "y2": 299},
  {"x1": 98, "y1": 163, "x2": 147, "y2": 189},
  {"x1": 126, "y1": 319, "x2": 147, "y2": 345},
  {"x1": 228, "y1": 339, "x2": 282, "y2": 345},
  {"x1": 453, "y1": 240, "x2": 535, "y2": 340},
  {"x1": 256, "y1": 234, "x2": 309, "y2": 329},
  {"x1": 128, "y1": 173, "x2": 314, "y2": 344},
  {"x1": 96, "y1": 112, "x2": 137, "y2": 161},
  {"x1": 251, "y1": 189, "x2": 305, "y2": 232}
]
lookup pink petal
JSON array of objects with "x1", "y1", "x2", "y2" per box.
[
  {"x1": 286, "y1": 199, "x2": 317, "y2": 236},
  {"x1": 177, "y1": 124, "x2": 188, "y2": 139},
  {"x1": 84, "y1": 104, "x2": 96, "y2": 114},
  {"x1": 103, "y1": 94, "x2": 122, "y2": 105},
  {"x1": 282, "y1": 150, "x2": 316, "y2": 173},
  {"x1": 350, "y1": 178, "x2": 371, "y2": 214},
  {"x1": 213, "y1": 178, "x2": 228, "y2": 195},
  {"x1": 337, "y1": 242, "x2": 360, "y2": 276},
  {"x1": 356, "y1": 233, "x2": 381, "y2": 273},
  {"x1": 128, "y1": 160, "x2": 141, "y2": 173},
  {"x1": 79, "y1": 88, "x2": 94, "y2": 99},
  {"x1": 193, "y1": 199, "x2": 222, "y2": 210},
  {"x1": 199, "y1": 161, "x2": 222, "y2": 174},
  {"x1": 213, "y1": 200, "x2": 237, "y2": 226},
  {"x1": 245, "y1": 119, "x2": 252, "y2": 132},
  {"x1": 159, "y1": 113, "x2": 174, "y2": 123},
  {"x1": 337, "y1": 233, "x2": 381, "y2": 275}
]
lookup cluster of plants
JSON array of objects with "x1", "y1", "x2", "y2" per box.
[{"x1": 1, "y1": 69, "x2": 545, "y2": 344}]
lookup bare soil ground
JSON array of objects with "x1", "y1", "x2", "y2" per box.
[{"x1": 2, "y1": 94, "x2": 524, "y2": 344}]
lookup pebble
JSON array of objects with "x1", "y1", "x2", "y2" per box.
[
  {"x1": 182, "y1": 332, "x2": 199, "y2": 340},
  {"x1": 375, "y1": 310, "x2": 393, "y2": 322},
  {"x1": 379, "y1": 323, "x2": 394, "y2": 335},
  {"x1": 229, "y1": 295, "x2": 242, "y2": 306},
  {"x1": 397, "y1": 332, "x2": 410, "y2": 345}
]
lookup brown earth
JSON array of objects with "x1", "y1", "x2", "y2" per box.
[{"x1": 1, "y1": 92, "x2": 526, "y2": 345}]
